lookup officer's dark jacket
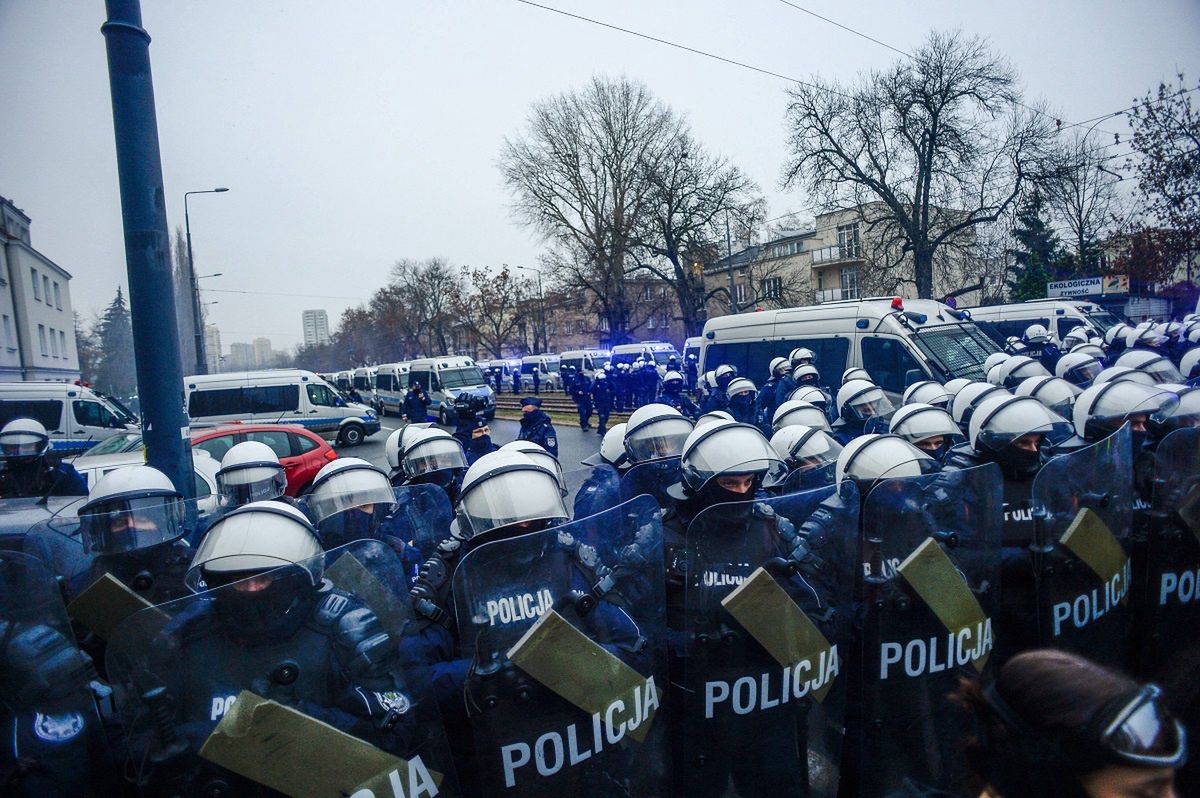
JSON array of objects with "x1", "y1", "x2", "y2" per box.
[
  {"x1": 0, "y1": 460, "x2": 87, "y2": 500},
  {"x1": 403, "y1": 388, "x2": 430, "y2": 422},
  {"x1": 517, "y1": 409, "x2": 558, "y2": 457}
]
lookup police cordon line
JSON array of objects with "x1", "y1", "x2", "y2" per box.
[{"x1": 0, "y1": 310, "x2": 1198, "y2": 797}]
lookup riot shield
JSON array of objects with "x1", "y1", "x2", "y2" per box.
[
  {"x1": 105, "y1": 538, "x2": 459, "y2": 797},
  {"x1": 564, "y1": 464, "x2": 622, "y2": 521},
  {"x1": 856, "y1": 463, "x2": 1003, "y2": 798},
  {"x1": 779, "y1": 462, "x2": 837, "y2": 494},
  {"x1": 620, "y1": 457, "x2": 680, "y2": 508},
  {"x1": 1031, "y1": 425, "x2": 1134, "y2": 667},
  {"x1": 678, "y1": 484, "x2": 858, "y2": 798},
  {"x1": 1134, "y1": 427, "x2": 1200, "y2": 679},
  {"x1": 387, "y1": 483, "x2": 454, "y2": 562},
  {"x1": 0, "y1": 550, "x2": 113, "y2": 795},
  {"x1": 452, "y1": 495, "x2": 667, "y2": 797}
]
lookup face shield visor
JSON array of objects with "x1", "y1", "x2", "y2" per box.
[
  {"x1": 217, "y1": 463, "x2": 287, "y2": 507},
  {"x1": 1022, "y1": 377, "x2": 1081, "y2": 419},
  {"x1": 79, "y1": 494, "x2": 186, "y2": 554},
  {"x1": 455, "y1": 466, "x2": 568, "y2": 541},
  {"x1": 1095, "y1": 685, "x2": 1187, "y2": 768},
  {"x1": 0, "y1": 431, "x2": 50, "y2": 461},
  {"x1": 1061, "y1": 356, "x2": 1103, "y2": 387},
  {"x1": 402, "y1": 436, "x2": 468, "y2": 480},
  {"x1": 624, "y1": 416, "x2": 693, "y2": 464},
  {"x1": 1150, "y1": 388, "x2": 1200, "y2": 436},
  {"x1": 1085, "y1": 383, "x2": 1179, "y2": 440},
  {"x1": 1002, "y1": 358, "x2": 1051, "y2": 389},
  {"x1": 774, "y1": 403, "x2": 832, "y2": 432},
  {"x1": 836, "y1": 435, "x2": 938, "y2": 489},
  {"x1": 890, "y1": 405, "x2": 964, "y2": 455},
  {"x1": 790, "y1": 386, "x2": 830, "y2": 410},
  {"x1": 681, "y1": 424, "x2": 788, "y2": 494},
  {"x1": 973, "y1": 397, "x2": 1074, "y2": 458},
  {"x1": 1137, "y1": 356, "x2": 1184, "y2": 385},
  {"x1": 844, "y1": 385, "x2": 894, "y2": 422},
  {"x1": 786, "y1": 428, "x2": 843, "y2": 472},
  {"x1": 306, "y1": 467, "x2": 397, "y2": 526},
  {"x1": 185, "y1": 505, "x2": 324, "y2": 593},
  {"x1": 903, "y1": 381, "x2": 953, "y2": 408}
]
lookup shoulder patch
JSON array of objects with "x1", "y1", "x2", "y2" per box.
[
  {"x1": 373, "y1": 690, "x2": 412, "y2": 714},
  {"x1": 33, "y1": 711, "x2": 84, "y2": 743}
]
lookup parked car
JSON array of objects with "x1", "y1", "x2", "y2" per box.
[
  {"x1": 189, "y1": 423, "x2": 337, "y2": 496},
  {"x1": 70, "y1": 430, "x2": 145, "y2": 459}
]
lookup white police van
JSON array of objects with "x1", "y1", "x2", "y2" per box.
[
  {"x1": 964, "y1": 299, "x2": 1125, "y2": 345},
  {"x1": 683, "y1": 337, "x2": 702, "y2": 365},
  {"x1": 373, "y1": 362, "x2": 411, "y2": 416},
  {"x1": 520, "y1": 354, "x2": 562, "y2": 391},
  {"x1": 406, "y1": 356, "x2": 495, "y2": 426},
  {"x1": 611, "y1": 341, "x2": 682, "y2": 377},
  {"x1": 559, "y1": 349, "x2": 611, "y2": 379},
  {"x1": 184, "y1": 369, "x2": 380, "y2": 446},
  {"x1": 0, "y1": 382, "x2": 140, "y2": 454},
  {"x1": 351, "y1": 367, "x2": 377, "y2": 406},
  {"x1": 699, "y1": 297, "x2": 1003, "y2": 402}
]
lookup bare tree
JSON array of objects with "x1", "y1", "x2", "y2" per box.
[
  {"x1": 454, "y1": 265, "x2": 530, "y2": 358},
  {"x1": 500, "y1": 76, "x2": 681, "y2": 345},
  {"x1": 389, "y1": 257, "x2": 462, "y2": 355},
  {"x1": 1043, "y1": 130, "x2": 1122, "y2": 267},
  {"x1": 782, "y1": 30, "x2": 1054, "y2": 298}
]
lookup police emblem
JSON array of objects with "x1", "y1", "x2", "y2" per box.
[
  {"x1": 33, "y1": 711, "x2": 84, "y2": 743},
  {"x1": 373, "y1": 691, "x2": 411, "y2": 714}
]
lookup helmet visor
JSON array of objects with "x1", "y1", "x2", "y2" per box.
[
  {"x1": 847, "y1": 387, "x2": 894, "y2": 421},
  {"x1": 218, "y1": 467, "x2": 288, "y2": 507},
  {"x1": 79, "y1": 495, "x2": 186, "y2": 554},
  {"x1": 403, "y1": 437, "x2": 468, "y2": 479},
  {"x1": 457, "y1": 468, "x2": 568, "y2": 540},
  {"x1": 791, "y1": 431, "x2": 843, "y2": 469},
  {"x1": 1143, "y1": 358, "x2": 1185, "y2": 384},
  {"x1": 306, "y1": 471, "x2": 397, "y2": 524},
  {"x1": 683, "y1": 426, "x2": 788, "y2": 491},
  {"x1": 1100, "y1": 685, "x2": 1187, "y2": 767},
  {"x1": 0, "y1": 433, "x2": 49, "y2": 459},
  {"x1": 625, "y1": 417, "x2": 693, "y2": 463},
  {"x1": 1066, "y1": 360, "x2": 1103, "y2": 386}
]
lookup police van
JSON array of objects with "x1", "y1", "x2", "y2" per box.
[
  {"x1": 699, "y1": 297, "x2": 1002, "y2": 402},
  {"x1": 559, "y1": 349, "x2": 611, "y2": 379},
  {"x1": 520, "y1": 354, "x2": 562, "y2": 391},
  {"x1": 406, "y1": 356, "x2": 495, "y2": 426},
  {"x1": 373, "y1": 362, "x2": 411, "y2": 416},
  {"x1": 184, "y1": 369, "x2": 380, "y2": 446},
  {"x1": 351, "y1": 367, "x2": 376, "y2": 405},
  {"x1": 0, "y1": 382, "x2": 139, "y2": 454},
  {"x1": 683, "y1": 337, "x2": 702, "y2": 365},
  {"x1": 611, "y1": 341, "x2": 682, "y2": 377},
  {"x1": 965, "y1": 299, "x2": 1124, "y2": 345},
  {"x1": 332, "y1": 371, "x2": 353, "y2": 392}
]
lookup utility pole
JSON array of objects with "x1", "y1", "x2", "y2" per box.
[
  {"x1": 185, "y1": 188, "x2": 228, "y2": 375},
  {"x1": 726, "y1": 211, "x2": 738, "y2": 314},
  {"x1": 101, "y1": 0, "x2": 194, "y2": 498}
]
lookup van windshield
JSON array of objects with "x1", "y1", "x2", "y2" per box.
[
  {"x1": 1084, "y1": 309, "x2": 1122, "y2": 333},
  {"x1": 911, "y1": 324, "x2": 1001, "y2": 381},
  {"x1": 440, "y1": 367, "x2": 485, "y2": 389}
]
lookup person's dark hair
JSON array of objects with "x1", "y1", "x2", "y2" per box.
[{"x1": 953, "y1": 649, "x2": 1151, "y2": 798}]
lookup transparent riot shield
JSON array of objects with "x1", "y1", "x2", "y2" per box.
[
  {"x1": 620, "y1": 457, "x2": 680, "y2": 508},
  {"x1": 678, "y1": 483, "x2": 858, "y2": 798},
  {"x1": 1134, "y1": 427, "x2": 1200, "y2": 679},
  {"x1": 564, "y1": 464, "x2": 622, "y2": 521},
  {"x1": 0, "y1": 550, "x2": 114, "y2": 795},
  {"x1": 105, "y1": 539, "x2": 459, "y2": 797},
  {"x1": 452, "y1": 495, "x2": 666, "y2": 797},
  {"x1": 387, "y1": 483, "x2": 454, "y2": 563},
  {"x1": 779, "y1": 462, "x2": 838, "y2": 495},
  {"x1": 1031, "y1": 425, "x2": 1134, "y2": 667},
  {"x1": 856, "y1": 463, "x2": 1003, "y2": 798}
]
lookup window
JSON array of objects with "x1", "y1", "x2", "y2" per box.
[
  {"x1": 59, "y1": 331, "x2": 67, "y2": 357},
  {"x1": 647, "y1": 315, "x2": 657, "y2": 329},
  {"x1": 840, "y1": 267, "x2": 859, "y2": 300},
  {"x1": 439, "y1": 367, "x2": 484, "y2": 389},
  {"x1": 49, "y1": 328, "x2": 58, "y2": 357},
  {"x1": 735, "y1": 283, "x2": 747, "y2": 304},
  {"x1": 660, "y1": 285, "x2": 667, "y2": 299},
  {"x1": 376, "y1": 373, "x2": 394, "y2": 392},
  {"x1": 37, "y1": 325, "x2": 47, "y2": 355},
  {"x1": 43, "y1": 276, "x2": 51, "y2": 303},
  {"x1": 306, "y1": 383, "x2": 340, "y2": 408},
  {"x1": 911, "y1": 325, "x2": 1003, "y2": 381},
  {"x1": 190, "y1": 388, "x2": 245, "y2": 417},
  {"x1": 30, "y1": 268, "x2": 40, "y2": 300},
  {"x1": 193, "y1": 433, "x2": 237, "y2": 461},
  {"x1": 703, "y1": 337, "x2": 849, "y2": 386},
  {"x1": 73, "y1": 400, "x2": 119, "y2": 428},
  {"x1": 53, "y1": 282, "x2": 62, "y2": 309},
  {"x1": 599, "y1": 317, "x2": 609, "y2": 332},
  {"x1": 245, "y1": 385, "x2": 299, "y2": 414},
  {"x1": 0, "y1": 399, "x2": 63, "y2": 430},
  {"x1": 290, "y1": 432, "x2": 320, "y2": 454},
  {"x1": 1057, "y1": 318, "x2": 1085, "y2": 340},
  {"x1": 837, "y1": 223, "x2": 861, "y2": 258},
  {"x1": 2, "y1": 315, "x2": 13, "y2": 349},
  {"x1": 861, "y1": 337, "x2": 925, "y2": 394},
  {"x1": 642, "y1": 285, "x2": 652, "y2": 301},
  {"x1": 193, "y1": 471, "x2": 212, "y2": 499},
  {"x1": 245, "y1": 429, "x2": 292, "y2": 459},
  {"x1": 547, "y1": 320, "x2": 557, "y2": 335},
  {"x1": 761, "y1": 277, "x2": 783, "y2": 300}
]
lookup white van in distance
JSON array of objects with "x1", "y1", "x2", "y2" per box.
[{"x1": 0, "y1": 382, "x2": 139, "y2": 454}]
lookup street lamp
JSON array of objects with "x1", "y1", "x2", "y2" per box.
[
  {"x1": 184, "y1": 187, "x2": 229, "y2": 374},
  {"x1": 514, "y1": 265, "x2": 546, "y2": 352}
]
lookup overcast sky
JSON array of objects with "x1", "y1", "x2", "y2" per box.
[{"x1": 2, "y1": 0, "x2": 1197, "y2": 350}]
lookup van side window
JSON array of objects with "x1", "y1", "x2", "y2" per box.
[
  {"x1": 245, "y1": 385, "x2": 299, "y2": 414},
  {"x1": 189, "y1": 388, "x2": 242, "y2": 417},
  {"x1": 376, "y1": 373, "x2": 394, "y2": 391},
  {"x1": 703, "y1": 338, "x2": 849, "y2": 385},
  {"x1": 0, "y1": 399, "x2": 63, "y2": 431},
  {"x1": 73, "y1": 400, "x2": 118, "y2": 428},
  {"x1": 306, "y1": 384, "x2": 338, "y2": 408},
  {"x1": 1057, "y1": 318, "x2": 1084, "y2": 340},
  {"x1": 860, "y1": 337, "x2": 924, "y2": 394}
]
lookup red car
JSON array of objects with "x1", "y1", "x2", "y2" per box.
[{"x1": 190, "y1": 423, "x2": 337, "y2": 497}]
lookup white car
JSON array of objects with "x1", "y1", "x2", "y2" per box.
[{"x1": 71, "y1": 450, "x2": 224, "y2": 516}]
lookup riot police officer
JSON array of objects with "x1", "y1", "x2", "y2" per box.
[
  {"x1": 215, "y1": 440, "x2": 292, "y2": 518},
  {"x1": 1023, "y1": 323, "x2": 1062, "y2": 371},
  {"x1": 305, "y1": 457, "x2": 404, "y2": 549},
  {"x1": 1013, "y1": 375, "x2": 1081, "y2": 420},
  {"x1": 758, "y1": 357, "x2": 789, "y2": 425},
  {"x1": 832, "y1": 379, "x2": 894, "y2": 444},
  {"x1": 591, "y1": 369, "x2": 614, "y2": 434},
  {"x1": 997, "y1": 355, "x2": 1052, "y2": 390},
  {"x1": 888, "y1": 402, "x2": 963, "y2": 460},
  {"x1": 700, "y1": 364, "x2": 738, "y2": 414},
  {"x1": 451, "y1": 393, "x2": 498, "y2": 467},
  {"x1": 1056, "y1": 350, "x2": 1105, "y2": 388},
  {"x1": 725, "y1": 377, "x2": 760, "y2": 427},
  {"x1": 623, "y1": 403, "x2": 694, "y2": 466},
  {"x1": 0, "y1": 418, "x2": 86, "y2": 499},
  {"x1": 684, "y1": 352, "x2": 699, "y2": 394},
  {"x1": 902, "y1": 380, "x2": 954, "y2": 409},
  {"x1": 403, "y1": 380, "x2": 431, "y2": 423},
  {"x1": 516, "y1": 396, "x2": 558, "y2": 457},
  {"x1": 395, "y1": 427, "x2": 469, "y2": 505},
  {"x1": 1114, "y1": 349, "x2": 1186, "y2": 385},
  {"x1": 658, "y1": 370, "x2": 700, "y2": 419},
  {"x1": 772, "y1": 399, "x2": 833, "y2": 433},
  {"x1": 571, "y1": 369, "x2": 594, "y2": 430},
  {"x1": 769, "y1": 423, "x2": 843, "y2": 489}
]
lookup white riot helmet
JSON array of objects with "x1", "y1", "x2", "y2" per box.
[
  {"x1": 888, "y1": 403, "x2": 962, "y2": 455},
  {"x1": 78, "y1": 465, "x2": 185, "y2": 555},
  {"x1": 623, "y1": 404, "x2": 694, "y2": 464},
  {"x1": 455, "y1": 450, "x2": 568, "y2": 541},
  {"x1": 305, "y1": 458, "x2": 397, "y2": 548},
  {"x1": 0, "y1": 418, "x2": 51, "y2": 461},
  {"x1": 770, "y1": 425, "x2": 843, "y2": 472},
  {"x1": 792, "y1": 365, "x2": 822, "y2": 387},
  {"x1": 1104, "y1": 323, "x2": 1130, "y2": 347},
  {"x1": 1149, "y1": 385, "x2": 1200, "y2": 439},
  {"x1": 1061, "y1": 327, "x2": 1091, "y2": 351},
  {"x1": 789, "y1": 385, "x2": 831, "y2": 413},
  {"x1": 1013, "y1": 376, "x2": 1081, "y2": 419},
  {"x1": 1093, "y1": 366, "x2": 1159, "y2": 388},
  {"x1": 725, "y1": 377, "x2": 758, "y2": 401},
  {"x1": 996, "y1": 355, "x2": 1051, "y2": 389},
  {"x1": 836, "y1": 380, "x2": 893, "y2": 423},
  {"x1": 1113, "y1": 350, "x2": 1185, "y2": 385},
  {"x1": 385, "y1": 423, "x2": 432, "y2": 472},
  {"x1": 983, "y1": 353, "x2": 1010, "y2": 375},
  {"x1": 1023, "y1": 324, "x2": 1051, "y2": 345},
  {"x1": 842, "y1": 367, "x2": 871, "y2": 385},
  {"x1": 1072, "y1": 343, "x2": 1107, "y2": 361},
  {"x1": 500, "y1": 440, "x2": 565, "y2": 496},
  {"x1": 583, "y1": 423, "x2": 629, "y2": 469},
  {"x1": 835, "y1": 434, "x2": 936, "y2": 490},
  {"x1": 769, "y1": 357, "x2": 789, "y2": 378},
  {"x1": 401, "y1": 428, "x2": 468, "y2": 481},
  {"x1": 672, "y1": 420, "x2": 787, "y2": 498},
  {"x1": 714, "y1": 364, "x2": 738, "y2": 389},
  {"x1": 217, "y1": 441, "x2": 287, "y2": 507},
  {"x1": 903, "y1": 381, "x2": 953, "y2": 409},
  {"x1": 1126, "y1": 326, "x2": 1167, "y2": 350},
  {"x1": 1072, "y1": 382, "x2": 1179, "y2": 442},
  {"x1": 661, "y1": 371, "x2": 684, "y2": 387},
  {"x1": 950, "y1": 382, "x2": 1009, "y2": 428},
  {"x1": 1181, "y1": 348, "x2": 1200, "y2": 381},
  {"x1": 772, "y1": 400, "x2": 832, "y2": 433},
  {"x1": 942, "y1": 378, "x2": 974, "y2": 399},
  {"x1": 969, "y1": 395, "x2": 1073, "y2": 479},
  {"x1": 789, "y1": 347, "x2": 815, "y2": 367},
  {"x1": 1055, "y1": 351, "x2": 1104, "y2": 387},
  {"x1": 986, "y1": 363, "x2": 1006, "y2": 387},
  {"x1": 694, "y1": 411, "x2": 734, "y2": 431},
  {"x1": 702, "y1": 371, "x2": 717, "y2": 389}
]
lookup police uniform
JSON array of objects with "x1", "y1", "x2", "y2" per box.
[
  {"x1": 571, "y1": 375, "x2": 594, "y2": 430},
  {"x1": 0, "y1": 459, "x2": 87, "y2": 499},
  {"x1": 591, "y1": 375, "x2": 614, "y2": 434},
  {"x1": 517, "y1": 400, "x2": 559, "y2": 457}
]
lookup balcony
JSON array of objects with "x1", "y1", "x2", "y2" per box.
[
  {"x1": 815, "y1": 288, "x2": 860, "y2": 304},
  {"x1": 810, "y1": 243, "x2": 863, "y2": 267}
]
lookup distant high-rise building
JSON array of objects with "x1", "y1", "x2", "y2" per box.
[
  {"x1": 204, "y1": 324, "x2": 222, "y2": 373},
  {"x1": 228, "y1": 342, "x2": 255, "y2": 371},
  {"x1": 302, "y1": 309, "x2": 331, "y2": 347},
  {"x1": 253, "y1": 337, "x2": 272, "y2": 368}
]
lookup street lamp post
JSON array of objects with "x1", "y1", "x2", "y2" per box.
[
  {"x1": 184, "y1": 187, "x2": 228, "y2": 374},
  {"x1": 515, "y1": 265, "x2": 546, "y2": 352}
]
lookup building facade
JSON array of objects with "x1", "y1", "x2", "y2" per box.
[
  {"x1": 302, "y1": 309, "x2": 331, "y2": 347},
  {"x1": 204, "y1": 324, "x2": 222, "y2": 373},
  {"x1": 0, "y1": 196, "x2": 80, "y2": 382}
]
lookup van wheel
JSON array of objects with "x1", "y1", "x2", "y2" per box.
[
  {"x1": 439, "y1": 407, "x2": 451, "y2": 426},
  {"x1": 339, "y1": 424, "x2": 365, "y2": 447}
]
